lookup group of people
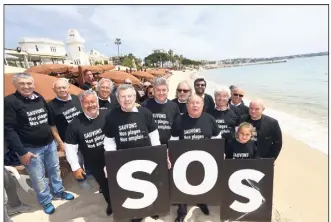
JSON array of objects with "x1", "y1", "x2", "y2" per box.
[{"x1": 4, "y1": 71, "x2": 282, "y2": 222}]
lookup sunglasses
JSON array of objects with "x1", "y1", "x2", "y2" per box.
[
  {"x1": 177, "y1": 89, "x2": 190, "y2": 93},
  {"x1": 125, "y1": 82, "x2": 132, "y2": 85},
  {"x1": 234, "y1": 93, "x2": 244, "y2": 97},
  {"x1": 195, "y1": 84, "x2": 205, "y2": 87}
]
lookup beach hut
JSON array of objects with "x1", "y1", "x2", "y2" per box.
[
  {"x1": 5, "y1": 72, "x2": 82, "y2": 102},
  {"x1": 99, "y1": 71, "x2": 140, "y2": 85}
]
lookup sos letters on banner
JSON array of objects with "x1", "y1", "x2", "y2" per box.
[{"x1": 105, "y1": 139, "x2": 274, "y2": 221}]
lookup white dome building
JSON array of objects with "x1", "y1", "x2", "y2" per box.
[{"x1": 66, "y1": 29, "x2": 90, "y2": 65}]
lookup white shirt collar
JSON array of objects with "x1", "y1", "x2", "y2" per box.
[
  {"x1": 155, "y1": 98, "x2": 168, "y2": 104},
  {"x1": 84, "y1": 112, "x2": 99, "y2": 120},
  {"x1": 215, "y1": 104, "x2": 230, "y2": 111},
  {"x1": 177, "y1": 99, "x2": 187, "y2": 104},
  {"x1": 121, "y1": 106, "x2": 138, "y2": 113},
  {"x1": 98, "y1": 96, "x2": 111, "y2": 103},
  {"x1": 56, "y1": 94, "x2": 72, "y2": 102},
  {"x1": 230, "y1": 101, "x2": 242, "y2": 106}
]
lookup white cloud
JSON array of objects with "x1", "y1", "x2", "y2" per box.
[{"x1": 5, "y1": 5, "x2": 328, "y2": 60}]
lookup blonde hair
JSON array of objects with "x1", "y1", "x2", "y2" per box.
[{"x1": 236, "y1": 122, "x2": 255, "y2": 139}]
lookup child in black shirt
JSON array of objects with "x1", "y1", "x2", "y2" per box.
[{"x1": 226, "y1": 122, "x2": 258, "y2": 159}]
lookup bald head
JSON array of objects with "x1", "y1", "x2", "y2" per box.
[
  {"x1": 124, "y1": 78, "x2": 132, "y2": 84},
  {"x1": 249, "y1": 99, "x2": 265, "y2": 120},
  {"x1": 53, "y1": 78, "x2": 70, "y2": 99}
]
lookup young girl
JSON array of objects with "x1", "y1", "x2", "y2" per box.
[{"x1": 225, "y1": 122, "x2": 258, "y2": 159}]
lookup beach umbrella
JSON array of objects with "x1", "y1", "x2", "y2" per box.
[
  {"x1": 147, "y1": 69, "x2": 166, "y2": 76},
  {"x1": 70, "y1": 65, "x2": 104, "y2": 74},
  {"x1": 131, "y1": 71, "x2": 155, "y2": 81},
  {"x1": 5, "y1": 72, "x2": 82, "y2": 101},
  {"x1": 99, "y1": 71, "x2": 140, "y2": 85},
  {"x1": 99, "y1": 64, "x2": 116, "y2": 72},
  {"x1": 25, "y1": 64, "x2": 74, "y2": 74}
]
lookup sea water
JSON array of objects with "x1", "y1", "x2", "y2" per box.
[{"x1": 198, "y1": 56, "x2": 328, "y2": 155}]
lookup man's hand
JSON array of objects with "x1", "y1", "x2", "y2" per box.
[
  {"x1": 167, "y1": 149, "x2": 172, "y2": 169},
  {"x1": 19, "y1": 152, "x2": 37, "y2": 166},
  {"x1": 58, "y1": 142, "x2": 65, "y2": 152},
  {"x1": 73, "y1": 168, "x2": 86, "y2": 180}
]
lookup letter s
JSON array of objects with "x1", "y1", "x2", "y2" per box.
[
  {"x1": 116, "y1": 160, "x2": 158, "y2": 209},
  {"x1": 228, "y1": 169, "x2": 265, "y2": 213}
]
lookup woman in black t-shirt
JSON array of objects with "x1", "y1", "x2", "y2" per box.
[{"x1": 226, "y1": 122, "x2": 258, "y2": 159}]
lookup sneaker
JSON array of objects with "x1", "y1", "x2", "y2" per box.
[
  {"x1": 53, "y1": 191, "x2": 74, "y2": 200},
  {"x1": 43, "y1": 202, "x2": 55, "y2": 215},
  {"x1": 7, "y1": 203, "x2": 32, "y2": 216}
]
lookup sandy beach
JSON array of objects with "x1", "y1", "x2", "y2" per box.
[{"x1": 10, "y1": 70, "x2": 328, "y2": 222}]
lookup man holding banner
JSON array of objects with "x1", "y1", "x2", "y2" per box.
[
  {"x1": 64, "y1": 90, "x2": 112, "y2": 216},
  {"x1": 102, "y1": 84, "x2": 170, "y2": 222},
  {"x1": 170, "y1": 94, "x2": 222, "y2": 222}
]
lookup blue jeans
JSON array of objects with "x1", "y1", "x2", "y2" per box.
[{"x1": 24, "y1": 140, "x2": 64, "y2": 205}]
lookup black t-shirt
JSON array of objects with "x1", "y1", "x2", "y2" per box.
[
  {"x1": 209, "y1": 107, "x2": 240, "y2": 141},
  {"x1": 246, "y1": 118, "x2": 262, "y2": 144},
  {"x1": 171, "y1": 112, "x2": 220, "y2": 140},
  {"x1": 102, "y1": 107, "x2": 158, "y2": 150},
  {"x1": 142, "y1": 99, "x2": 180, "y2": 144},
  {"x1": 226, "y1": 139, "x2": 257, "y2": 159},
  {"x1": 4, "y1": 91, "x2": 53, "y2": 155},
  {"x1": 99, "y1": 94, "x2": 119, "y2": 111},
  {"x1": 80, "y1": 82, "x2": 92, "y2": 90},
  {"x1": 171, "y1": 99, "x2": 188, "y2": 115},
  {"x1": 64, "y1": 110, "x2": 108, "y2": 168},
  {"x1": 47, "y1": 95, "x2": 82, "y2": 140}
]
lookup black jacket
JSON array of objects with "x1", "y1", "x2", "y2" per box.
[{"x1": 241, "y1": 114, "x2": 282, "y2": 159}]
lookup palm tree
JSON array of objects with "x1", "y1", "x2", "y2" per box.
[
  {"x1": 115, "y1": 38, "x2": 122, "y2": 57},
  {"x1": 168, "y1": 49, "x2": 174, "y2": 67}
]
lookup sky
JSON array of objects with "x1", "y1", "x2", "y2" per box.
[{"x1": 4, "y1": 5, "x2": 328, "y2": 61}]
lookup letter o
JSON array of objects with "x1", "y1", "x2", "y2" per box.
[{"x1": 173, "y1": 150, "x2": 218, "y2": 195}]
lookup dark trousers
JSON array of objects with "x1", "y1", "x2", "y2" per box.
[
  {"x1": 90, "y1": 165, "x2": 111, "y2": 207},
  {"x1": 177, "y1": 204, "x2": 187, "y2": 216}
]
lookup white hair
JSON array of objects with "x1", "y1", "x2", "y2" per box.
[
  {"x1": 214, "y1": 85, "x2": 231, "y2": 98},
  {"x1": 153, "y1": 77, "x2": 168, "y2": 88},
  {"x1": 78, "y1": 90, "x2": 98, "y2": 102},
  {"x1": 52, "y1": 78, "x2": 69, "y2": 89},
  {"x1": 13, "y1": 73, "x2": 33, "y2": 84},
  {"x1": 175, "y1": 80, "x2": 192, "y2": 98},
  {"x1": 115, "y1": 84, "x2": 136, "y2": 99},
  {"x1": 96, "y1": 78, "x2": 113, "y2": 91}
]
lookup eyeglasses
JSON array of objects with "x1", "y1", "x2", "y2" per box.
[
  {"x1": 195, "y1": 84, "x2": 205, "y2": 87},
  {"x1": 234, "y1": 93, "x2": 244, "y2": 97},
  {"x1": 177, "y1": 89, "x2": 190, "y2": 93},
  {"x1": 125, "y1": 82, "x2": 132, "y2": 85}
]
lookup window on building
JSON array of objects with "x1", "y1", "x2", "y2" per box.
[{"x1": 35, "y1": 45, "x2": 39, "y2": 51}]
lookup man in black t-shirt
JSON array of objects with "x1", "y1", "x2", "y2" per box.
[
  {"x1": 171, "y1": 94, "x2": 221, "y2": 222},
  {"x1": 209, "y1": 86, "x2": 241, "y2": 154},
  {"x1": 96, "y1": 78, "x2": 119, "y2": 110},
  {"x1": 172, "y1": 80, "x2": 192, "y2": 115},
  {"x1": 241, "y1": 99, "x2": 283, "y2": 159},
  {"x1": 142, "y1": 77, "x2": 180, "y2": 144},
  {"x1": 64, "y1": 90, "x2": 113, "y2": 216},
  {"x1": 102, "y1": 84, "x2": 170, "y2": 222},
  {"x1": 194, "y1": 78, "x2": 215, "y2": 113},
  {"x1": 47, "y1": 78, "x2": 82, "y2": 151},
  {"x1": 4, "y1": 73, "x2": 74, "y2": 215}
]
